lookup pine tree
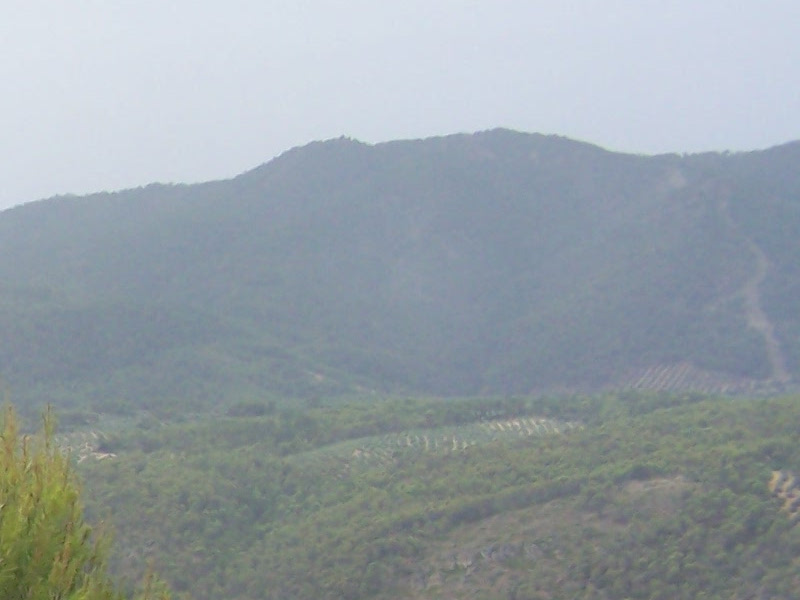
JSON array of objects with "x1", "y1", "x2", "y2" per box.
[{"x1": 0, "y1": 405, "x2": 172, "y2": 600}]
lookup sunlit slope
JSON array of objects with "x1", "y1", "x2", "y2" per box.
[{"x1": 1, "y1": 131, "x2": 798, "y2": 411}]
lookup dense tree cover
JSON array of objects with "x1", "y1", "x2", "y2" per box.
[
  {"x1": 76, "y1": 392, "x2": 800, "y2": 599},
  {"x1": 1, "y1": 131, "x2": 798, "y2": 416},
  {"x1": 0, "y1": 406, "x2": 171, "y2": 600}
]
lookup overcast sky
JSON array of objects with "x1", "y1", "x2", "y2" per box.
[{"x1": 2, "y1": 1, "x2": 798, "y2": 210}]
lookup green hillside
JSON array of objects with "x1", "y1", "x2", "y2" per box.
[
  {"x1": 2, "y1": 131, "x2": 798, "y2": 416},
  {"x1": 74, "y1": 392, "x2": 800, "y2": 599},
  {"x1": 3, "y1": 130, "x2": 799, "y2": 598}
]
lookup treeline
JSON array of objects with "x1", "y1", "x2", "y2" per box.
[{"x1": 95, "y1": 393, "x2": 599, "y2": 456}]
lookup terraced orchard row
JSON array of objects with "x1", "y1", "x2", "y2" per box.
[
  {"x1": 58, "y1": 394, "x2": 593, "y2": 466},
  {"x1": 288, "y1": 416, "x2": 581, "y2": 472}
]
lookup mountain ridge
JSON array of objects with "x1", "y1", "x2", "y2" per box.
[{"x1": 1, "y1": 129, "x2": 798, "y2": 414}]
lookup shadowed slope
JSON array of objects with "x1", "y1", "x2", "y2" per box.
[{"x1": 0, "y1": 130, "x2": 797, "y2": 412}]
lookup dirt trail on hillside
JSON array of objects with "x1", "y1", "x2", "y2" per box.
[
  {"x1": 719, "y1": 198, "x2": 791, "y2": 383},
  {"x1": 740, "y1": 236, "x2": 791, "y2": 382}
]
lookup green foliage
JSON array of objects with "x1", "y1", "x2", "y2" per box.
[
  {"x1": 0, "y1": 406, "x2": 171, "y2": 600},
  {"x1": 76, "y1": 393, "x2": 800, "y2": 600}
]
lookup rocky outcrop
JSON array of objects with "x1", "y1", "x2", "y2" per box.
[{"x1": 769, "y1": 470, "x2": 800, "y2": 523}]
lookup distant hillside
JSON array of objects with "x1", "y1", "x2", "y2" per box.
[
  {"x1": 76, "y1": 392, "x2": 800, "y2": 600},
  {"x1": 1, "y1": 130, "x2": 798, "y2": 413}
]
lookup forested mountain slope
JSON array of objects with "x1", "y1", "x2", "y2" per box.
[
  {"x1": 76, "y1": 392, "x2": 800, "y2": 600},
  {"x1": 1, "y1": 130, "x2": 798, "y2": 413}
]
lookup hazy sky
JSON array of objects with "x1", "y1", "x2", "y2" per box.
[{"x1": 2, "y1": 1, "x2": 798, "y2": 209}]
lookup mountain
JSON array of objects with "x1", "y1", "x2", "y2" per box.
[{"x1": 1, "y1": 129, "x2": 799, "y2": 414}]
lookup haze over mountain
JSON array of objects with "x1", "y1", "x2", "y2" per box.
[
  {"x1": 1, "y1": 129, "x2": 798, "y2": 414},
  {"x1": 5, "y1": 3, "x2": 799, "y2": 212}
]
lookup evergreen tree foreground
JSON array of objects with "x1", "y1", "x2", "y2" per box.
[{"x1": 0, "y1": 405, "x2": 172, "y2": 600}]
